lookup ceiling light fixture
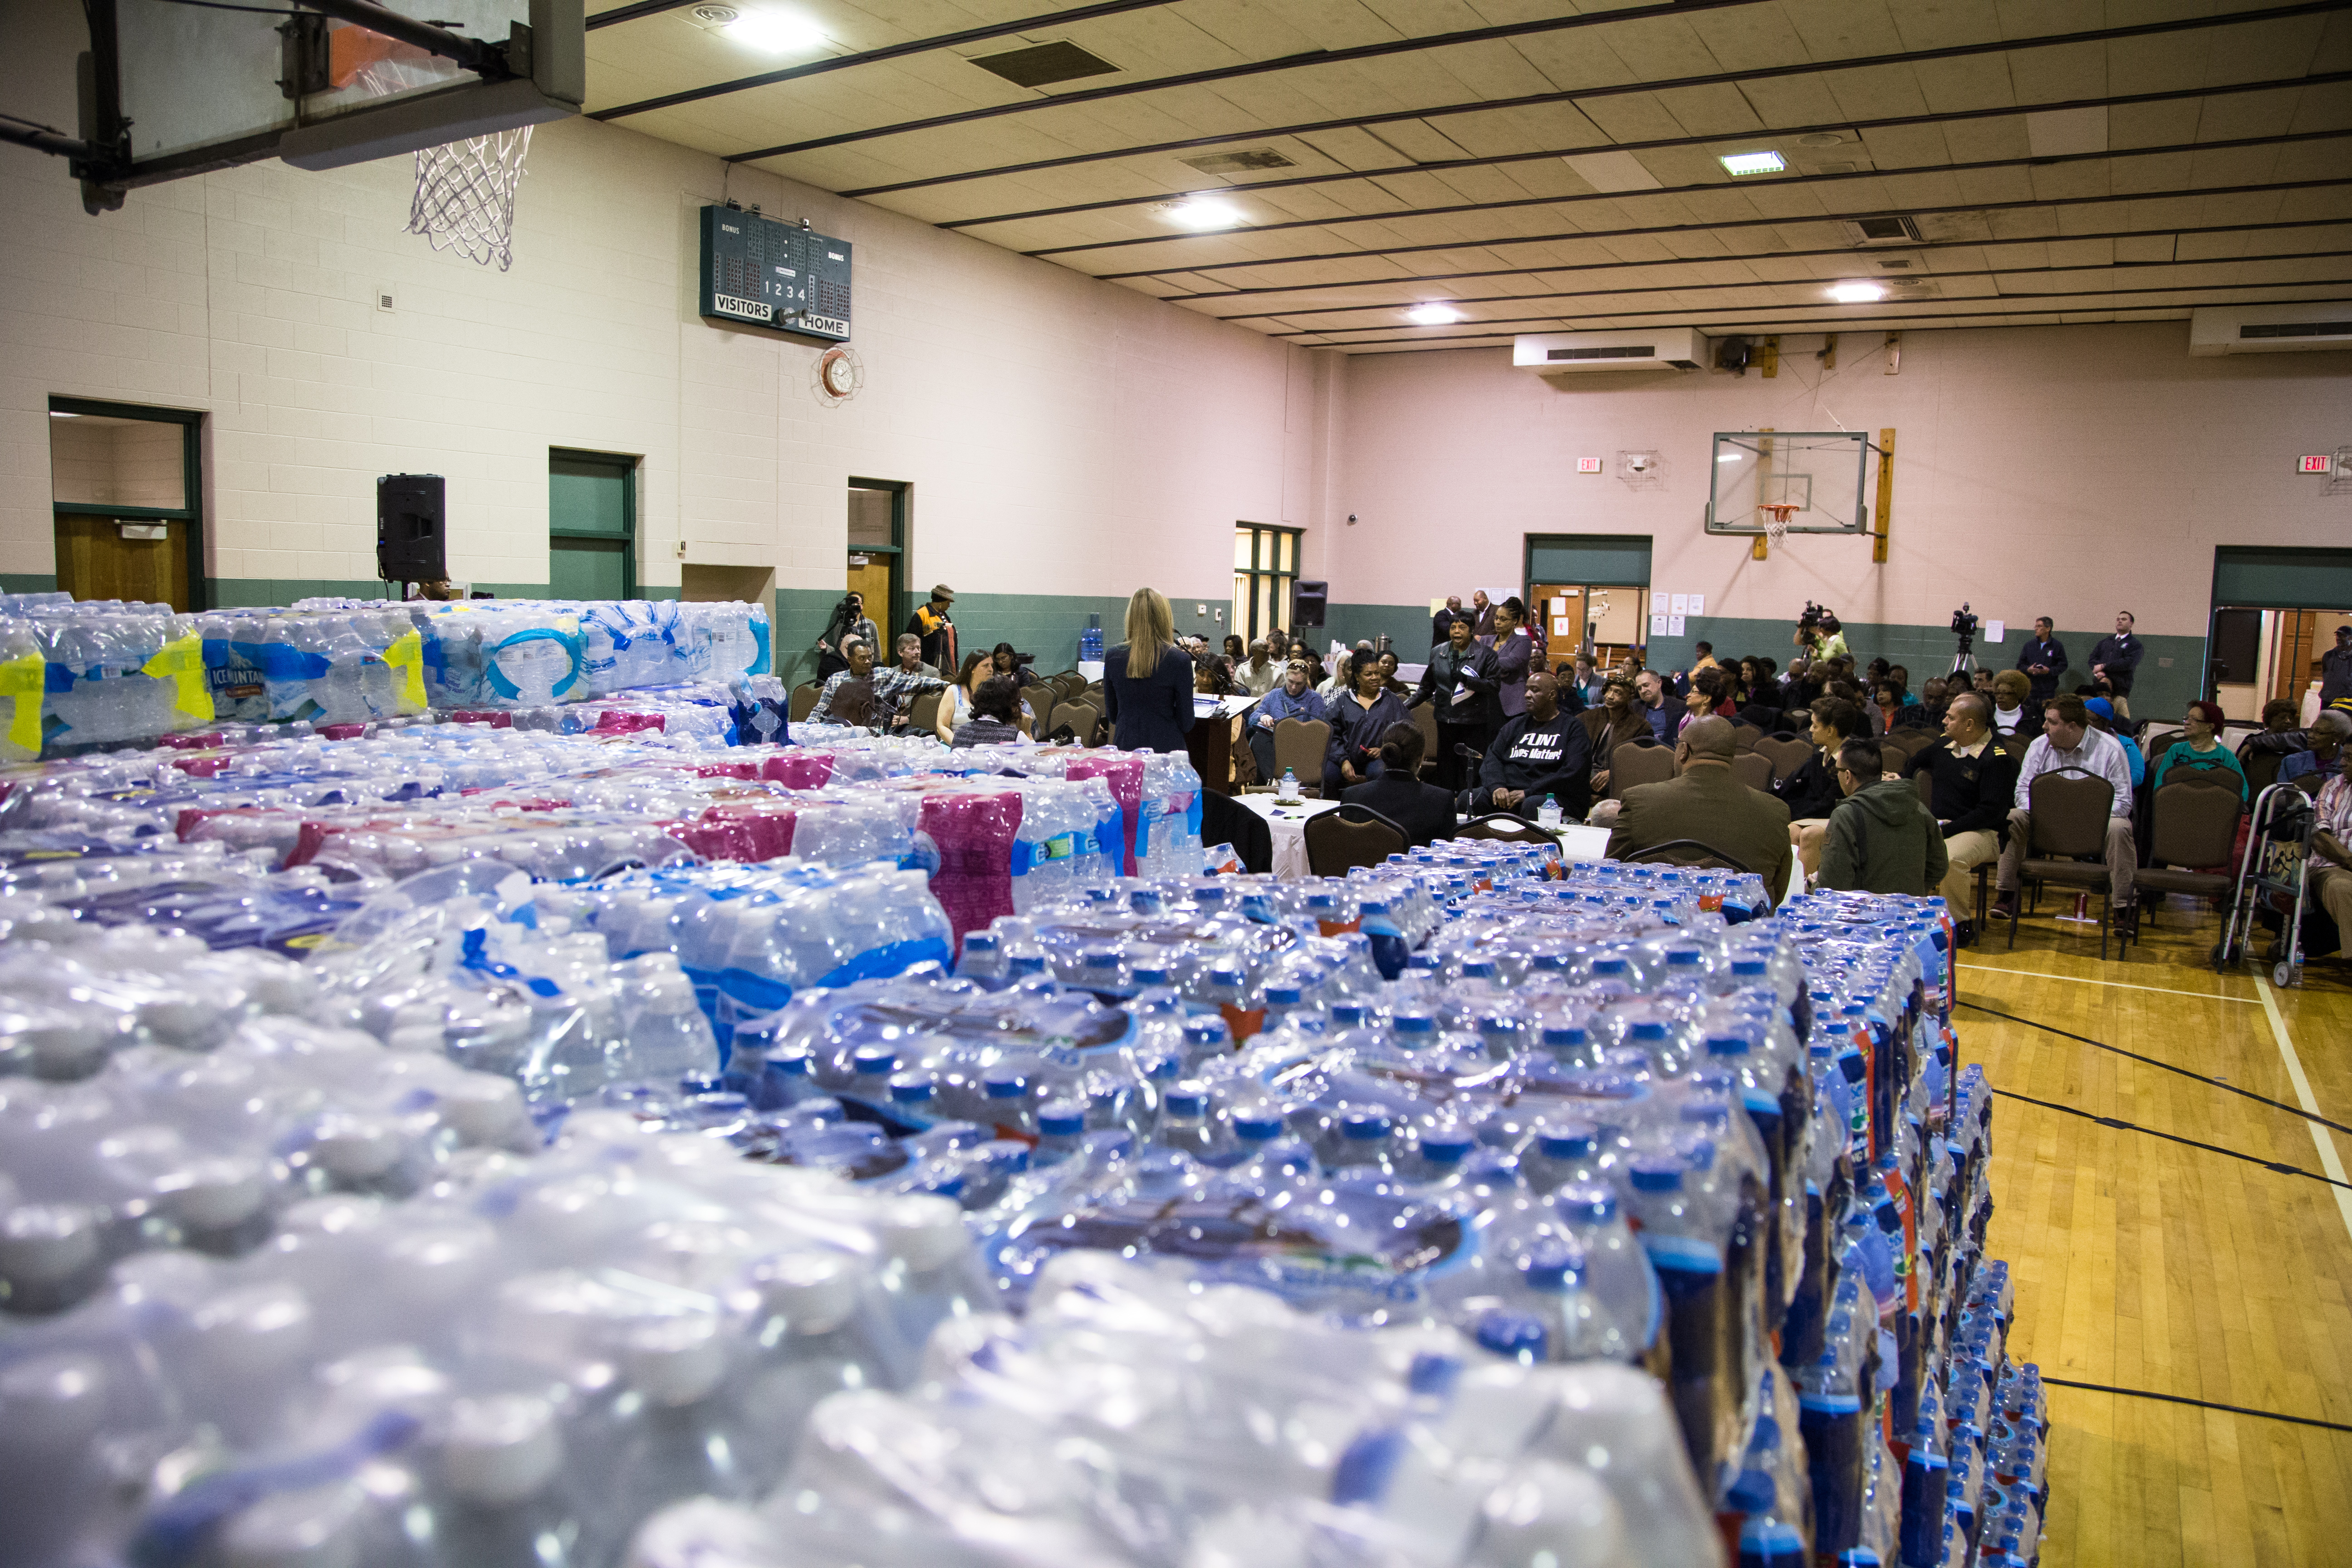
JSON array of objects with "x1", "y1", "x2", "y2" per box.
[
  {"x1": 1718, "y1": 151, "x2": 1786, "y2": 177},
  {"x1": 1406, "y1": 303, "x2": 1463, "y2": 325},
  {"x1": 49, "y1": 411, "x2": 77, "y2": 418},
  {"x1": 722, "y1": 9, "x2": 826, "y2": 52},
  {"x1": 1829, "y1": 281, "x2": 1887, "y2": 303},
  {"x1": 1161, "y1": 196, "x2": 1242, "y2": 230}
]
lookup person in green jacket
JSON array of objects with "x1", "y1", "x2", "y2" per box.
[
  {"x1": 1819, "y1": 736, "x2": 1950, "y2": 895},
  {"x1": 2150, "y1": 700, "x2": 2248, "y2": 800}
]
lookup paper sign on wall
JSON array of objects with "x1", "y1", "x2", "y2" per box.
[
  {"x1": 1688, "y1": 594, "x2": 1705, "y2": 614},
  {"x1": 1670, "y1": 594, "x2": 1690, "y2": 616},
  {"x1": 1985, "y1": 621, "x2": 2005, "y2": 644},
  {"x1": 1650, "y1": 613, "x2": 1669, "y2": 636},
  {"x1": 1668, "y1": 615, "x2": 1686, "y2": 636},
  {"x1": 1553, "y1": 617, "x2": 1573, "y2": 638}
]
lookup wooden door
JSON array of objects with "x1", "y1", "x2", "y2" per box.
[
  {"x1": 54, "y1": 513, "x2": 190, "y2": 609},
  {"x1": 847, "y1": 556, "x2": 893, "y2": 652}
]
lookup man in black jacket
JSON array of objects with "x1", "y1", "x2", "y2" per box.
[
  {"x1": 1411, "y1": 617, "x2": 1501, "y2": 791},
  {"x1": 2087, "y1": 611, "x2": 2144, "y2": 719},
  {"x1": 2015, "y1": 617, "x2": 2068, "y2": 706},
  {"x1": 1470, "y1": 671, "x2": 1592, "y2": 818},
  {"x1": 1899, "y1": 691, "x2": 2019, "y2": 940}
]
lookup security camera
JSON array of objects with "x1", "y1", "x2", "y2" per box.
[{"x1": 1346, "y1": 513, "x2": 1359, "y2": 524}]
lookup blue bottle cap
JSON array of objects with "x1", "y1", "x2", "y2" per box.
[
  {"x1": 1555, "y1": 1182, "x2": 1618, "y2": 1225},
  {"x1": 1590, "y1": 957, "x2": 1629, "y2": 977},
  {"x1": 1666, "y1": 948, "x2": 1702, "y2": 967},
  {"x1": 1392, "y1": 1013, "x2": 1437, "y2": 1035},
  {"x1": 962, "y1": 932, "x2": 1000, "y2": 953},
  {"x1": 1181, "y1": 1020, "x2": 1226, "y2": 1045},
  {"x1": 982, "y1": 1073, "x2": 1028, "y2": 1099},
  {"x1": 679, "y1": 1076, "x2": 725, "y2": 1096},
  {"x1": 1731, "y1": 957, "x2": 1767, "y2": 976},
  {"x1": 1145, "y1": 1054, "x2": 1182, "y2": 1082},
  {"x1": 1628, "y1": 1020, "x2": 1668, "y2": 1041},
  {"x1": 1341, "y1": 1112, "x2": 1391, "y2": 1142},
  {"x1": 763, "y1": 1050, "x2": 811, "y2": 1077},
  {"x1": 1629, "y1": 1158, "x2": 1685, "y2": 1192},
  {"x1": 1038, "y1": 1105, "x2": 1086, "y2": 1136},
  {"x1": 1406, "y1": 954, "x2": 1437, "y2": 970},
  {"x1": 1475, "y1": 1311, "x2": 1548, "y2": 1361},
  {"x1": 1518, "y1": 1241, "x2": 1580, "y2": 1291},
  {"x1": 852, "y1": 1047, "x2": 897, "y2": 1074},
  {"x1": 1130, "y1": 966, "x2": 1170, "y2": 987},
  {"x1": 1264, "y1": 985, "x2": 1304, "y2": 1006},
  {"x1": 1705, "y1": 1033, "x2": 1751, "y2": 1057},
  {"x1": 1536, "y1": 1123, "x2": 1597, "y2": 1160},
  {"x1": 1008, "y1": 954, "x2": 1047, "y2": 975},
  {"x1": 888, "y1": 1075, "x2": 934, "y2": 1105},
  {"x1": 1232, "y1": 1112, "x2": 1284, "y2": 1141},
  {"x1": 1476, "y1": 1014, "x2": 1518, "y2": 1037},
  {"x1": 1083, "y1": 949, "x2": 1122, "y2": 970},
  {"x1": 1330, "y1": 1004, "x2": 1366, "y2": 1027},
  {"x1": 1210, "y1": 965, "x2": 1244, "y2": 987},
  {"x1": 1461, "y1": 958, "x2": 1496, "y2": 979},
  {"x1": 1164, "y1": 1089, "x2": 1207, "y2": 1117},
  {"x1": 1307, "y1": 892, "x2": 1335, "y2": 909},
  {"x1": 1539, "y1": 1024, "x2": 1587, "y2": 1049},
  {"x1": 1418, "y1": 1131, "x2": 1474, "y2": 1164}
]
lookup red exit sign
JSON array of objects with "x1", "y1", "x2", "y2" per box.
[{"x1": 2300, "y1": 454, "x2": 2334, "y2": 473}]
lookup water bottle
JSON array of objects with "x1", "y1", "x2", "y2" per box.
[
  {"x1": 1033, "y1": 1102, "x2": 1088, "y2": 1167},
  {"x1": 1537, "y1": 793, "x2": 1563, "y2": 829},
  {"x1": 1279, "y1": 768, "x2": 1299, "y2": 802},
  {"x1": 1079, "y1": 614, "x2": 1103, "y2": 665}
]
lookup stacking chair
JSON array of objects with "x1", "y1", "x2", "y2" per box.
[
  {"x1": 1730, "y1": 723, "x2": 1762, "y2": 754},
  {"x1": 1410, "y1": 701, "x2": 1442, "y2": 781},
  {"x1": 1914, "y1": 772, "x2": 1996, "y2": 927},
  {"x1": 906, "y1": 691, "x2": 943, "y2": 735},
  {"x1": 1619, "y1": 839, "x2": 1767, "y2": 903},
  {"x1": 2007, "y1": 768, "x2": 2123, "y2": 960},
  {"x1": 1755, "y1": 735, "x2": 1813, "y2": 784},
  {"x1": 1303, "y1": 804, "x2": 1407, "y2": 875},
  {"x1": 2132, "y1": 782, "x2": 2245, "y2": 927},
  {"x1": 1608, "y1": 738, "x2": 1677, "y2": 799},
  {"x1": 789, "y1": 682, "x2": 820, "y2": 722},
  {"x1": 1270, "y1": 717, "x2": 1332, "y2": 794},
  {"x1": 1730, "y1": 752, "x2": 1774, "y2": 794}
]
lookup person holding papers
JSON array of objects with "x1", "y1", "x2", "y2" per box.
[{"x1": 1411, "y1": 616, "x2": 1501, "y2": 791}]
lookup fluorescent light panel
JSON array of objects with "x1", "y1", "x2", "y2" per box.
[
  {"x1": 724, "y1": 10, "x2": 826, "y2": 51},
  {"x1": 1406, "y1": 303, "x2": 1463, "y2": 325},
  {"x1": 1718, "y1": 151, "x2": 1786, "y2": 176},
  {"x1": 1163, "y1": 196, "x2": 1242, "y2": 230},
  {"x1": 1829, "y1": 281, "x2": 1886, "y2": 303}
]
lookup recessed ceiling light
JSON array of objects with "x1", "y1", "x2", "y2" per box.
[
  {"x1": 1160, "y1": 196, "x2": 1242, "y2": 230},
  {"x1": 1829, "y1": 281, "x2": 1886, "y2": 303},
  {"x1": 1406, "y1": 303, "x2": 1463, "y2": 325},
  {"x1": 1718, "y1": 151, "x2": 1786, "y2": 177},
  {"x1": 722, "y1": 9, "x2": 826, "y2": 52},
  {"x1": 49, "y1": 411, "x2": 77, "y2": 418}
]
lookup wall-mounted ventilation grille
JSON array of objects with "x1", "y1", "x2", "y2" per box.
[
  {"x1": 1548, "y1": 345, "x2": 1655, "y2": 361},
  {"x1": 968, "y1": 41, "x2": 1120, "y2": 88},
  {"x1": 1179, "y1": 148, "x2": 1295, "y2": 175},
  {"x1": 2239, "y1": 321, "x2": 2352, "y2": 339}
]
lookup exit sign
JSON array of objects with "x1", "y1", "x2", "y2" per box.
[
  {"x1": 2300, "y1": 454, "x2": 2333, "y2": 473},
  {"x1": 1577, "y1": 456, "x2": 1602, "y2": 473}
]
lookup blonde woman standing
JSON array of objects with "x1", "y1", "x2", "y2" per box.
[{"x1": 1102, "y1": 588, "x2": 1197, "y2": 752}]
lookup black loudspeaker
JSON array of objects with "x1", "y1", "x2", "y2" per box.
[
  {"x1": 377, "y1": 473, "x2": 446, "y2": 582},
  {"x1": 1293, "y1": 579, "x2": 1328, "y2": 628}
]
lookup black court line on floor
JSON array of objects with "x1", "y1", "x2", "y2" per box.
[
  {"x1": 2043, "y1": 1377, "x2": 2352, "y2": 1434},
  {"x1": 1989, "y1": 1088, "x2": 2352, "y2": 1192}
]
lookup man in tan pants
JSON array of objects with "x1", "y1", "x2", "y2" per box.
[
  {"x1": 2313, "y1": 774, "x2": 2352, "y2": 956},
  {"x1": 1899, "y1": 691, "x2": 2019, "y2": 942}
]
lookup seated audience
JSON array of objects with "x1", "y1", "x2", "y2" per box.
[
  {"x1": 949, "y1": 674, "x2": 1029, "y2": 747},
  {"x1": 1900, "y1": 691, "x2": 2019, "y2": 938},
  {"x1": 1343, "y1": 723, "x2": 1458, "y2": 848},
  {"x1": 2083, "y1": 698, "x2": 2143, "y2": 785},
  {"x1": 1248, "y1": 660, "x2": 1328, "y2": 784},
  {"x1": 2150, "y1": 701, "x2": 2246, "y2": 799},
  {"x1": 2308, "y1": 770, "x2": 2352, "y2": 957},
  {"x1": 990, "y1": 642, "x2": 1023, "y2": 681},
  {"x1": 1580, "y1": 676, "x2": 1652, "y2": 799},
  {"x1": 1470, "y1": 671, "x2": 1592, "y2": 818},
  {"x1": 894, "y1": 632, "x2": 940, "y2": 679},
  {"x1": 1918, "y1": 676, "x2": 1952, "y2": 728},
  {"x1": 2280, "y1": 709, "x2": 2351, "y2": 786},
  {"x1": 1872, "y1": 678, "x2": 1928, "y2": 734},
  {"x1": 1237, "y1": 639, "x2": 1280, "y2": 696},
  {"x1": 1634, "y1": 670, "x2": 1674, "y2": 742},
  {"x1": 1776, "y1": 695, "x2": 1866, "y2": 877},
  {"x1": 1317, "y1": 648, "x2": 1358, "y2": 699},
  {"x1": 1605, "y1": 717, "x2": 1794, "y2": 903},
  {"x1": 812, "y1": 637, "x2": 947, "y2": 729},
  {"x1": 1324, "y1": 658, "x2": 1411, "y2": 797},
  {"x1": 1993, "y1": 694, "x2": 2141, "y2": 932},
  {"x1": 1987, "y1": 669, "x2": 2034, "y2": 742},
  {"x1": 1820, "y1": 737, "x2": 1949, "y2": 896},
  {"x1": 2260, "y1": 697, "x2": 2300, "y2": 732},
  {"x1": 1376, "y1": 649, "x2": 1404, "y2": 696}
]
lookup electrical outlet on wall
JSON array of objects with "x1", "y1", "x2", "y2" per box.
[
  {"x1": 1215, "y1": 608, "x2": 1224, "y2": 622},
  {"x1": 1195, "y1": 604, "x2": 1206, "y2": 617},
  {"x1": 675, "y1": 539, "x2": 687, "y2": 558}
]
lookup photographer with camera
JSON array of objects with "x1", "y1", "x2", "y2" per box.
[{"x1": 1793, "y1": 603, "x2": 1851, "y2": 664}]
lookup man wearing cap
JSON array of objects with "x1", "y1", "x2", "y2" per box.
[
  {"x1": 1605, "y1": 716, "x2": 1795, "y2": 907},
  {"x1": 908, "y1": 584, "x2": 958, "y2": 672},
  {"x1": 2321, "y1": 623, "x2": 2352, "y2": 710},
  {"x1": 2083, "y1": 696, "x2": 2143, "y2": 786}
]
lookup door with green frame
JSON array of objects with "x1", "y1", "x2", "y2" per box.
[{"x1": 549, "y1": 450, "x2": 637, "y2": 598}]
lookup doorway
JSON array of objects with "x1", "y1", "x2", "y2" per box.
[
  {"x1": 2208, "y1": 547, "x2": 2352, "y2": 722},
  {"x1": 1524, "y1": 534, "x2": 1653, "y2": 672},
  {"x1": 549, "y1": 450, "x2": 637, "y2": 599},
  {"x1": 848, "y1": 478, "x2": 907, "y2": 652},
  {"x1": 49, "y1": 397, "x2": 205, "y2": 611}
]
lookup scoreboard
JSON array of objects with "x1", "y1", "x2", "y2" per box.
[{"x1": 698, "y1": 205, "x2": 853, "y2": 342}]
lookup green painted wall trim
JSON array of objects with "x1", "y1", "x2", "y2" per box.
[
  {"x1": 2211, "y1": 547, "x2": 2352, "y2": 612},
  {"x1": 1, "y1": 573, "x2": 60, "y2": 596}
]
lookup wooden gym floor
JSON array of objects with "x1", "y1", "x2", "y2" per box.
[{"x1": 1961, "y1": 897, "x2": 2352, "y2": 1567}]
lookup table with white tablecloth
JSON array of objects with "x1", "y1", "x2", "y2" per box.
[{"x1": 1231, "y1": 793, "x2": 1342, "y2": 879}]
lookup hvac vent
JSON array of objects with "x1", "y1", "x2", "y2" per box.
[
  {"x1": 1845, "y1": 215, "x2": 1921, "y2": 246},
  {"x1": 1808, "y1": 161, "x2": 1861, "y2": 175},
  {"x1": 2190, "y1": 303, "x2": 2352, "y2": 354},
  {"x1": 1548, "y1": 345, "x2": 1655, "y2": 361},
  {"x1": 1179, "y1": 148, "x2": 1295, "y2": 175},
  {"x1": 2239, "y1": 321, "x2": 2352, "y2": 340},
  {"x1": 968, "y1": 40, "x2": 1120, "y2": 88}
]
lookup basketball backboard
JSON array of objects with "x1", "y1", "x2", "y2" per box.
[
  {"x1": 9, "y1": 0, "x2": 581, "y2": 212},
  {"x1": 1705, "y1": 431, "x2": 1879, "y2": 534}
]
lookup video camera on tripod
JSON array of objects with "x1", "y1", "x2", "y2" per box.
[{"x1": 1950, "y1": 603, "x2": 1980, "y2": 676}]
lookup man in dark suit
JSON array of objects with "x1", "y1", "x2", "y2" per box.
[
  {"x1": 1606, "y1": 717, "x2": 1795, "y2": 906},
  {"x1": 1431, "y1": 596, "x2": 1470, "y2": 647},
  {"x1": 2015, "y1": 617, "x2": 2068, "y2": 707}
]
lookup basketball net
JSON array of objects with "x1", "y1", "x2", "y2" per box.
[
  {"x1": 1757, "y1": 502, "x2": 1799, "y2": 543},
  {"x1": 342, "y1": 36, "x2": 531, "y2": 270}
]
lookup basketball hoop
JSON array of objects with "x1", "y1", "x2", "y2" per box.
[
  {"x1": 1757, "y1": 502, "x2": 1800, "y2": 542},
  {"x1": 404, "y1": 129, "x2": 532, "y2": 270}
]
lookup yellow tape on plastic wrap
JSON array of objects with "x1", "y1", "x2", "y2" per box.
[
  {"x1": 141, "y1": 634, "x2": 215, "y2": 726},
  {"x1": 0, "y1": 652, "x2": 44, "y2": 757},
  {"x1": 384, "y1": 630, "x2": 426, "y2": 713}
]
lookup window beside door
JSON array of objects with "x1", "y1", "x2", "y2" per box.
[
  {"x1": 1233, "y1": 523, "x2": 1300, "y2": 644},
  {"x1": 549, "y1": 450, "x2": 637, "y2": 599},
  {"x1": 49, "y1": 398, "x2": 204, "y2": 611}
]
